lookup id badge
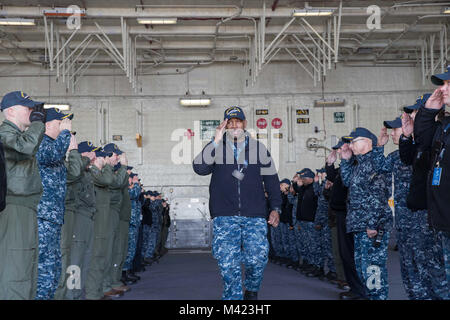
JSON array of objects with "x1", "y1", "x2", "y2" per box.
[{"x1": 432, "y1": 167, "x2": 442, "y2": 186}]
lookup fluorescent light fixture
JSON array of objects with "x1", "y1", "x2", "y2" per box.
[
  {"x1": 137, "y1": 18, "x2": 177, "y2": 25},
  {"x1": 0, "y1": 18, "x2": 35, "y2": 26},
  {"x1": 293, "y1": 9, "x2": 334, "y2": 16},
  {"x1": 43, "y1": 8, "x2": 86, "y2": 17},
  {"x1": 44, "y1": 104, "x2": 71, "y2": 111},
  {"x1": 443, "y1": 7, "x2": 450, "y2": 14},
  {"x1": 180, "y1": 98, "x2": 211, "y2": 106}
]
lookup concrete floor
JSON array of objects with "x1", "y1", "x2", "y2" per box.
[{"x1": 120, "y1": 248, "x2": 407, "y2": 300}]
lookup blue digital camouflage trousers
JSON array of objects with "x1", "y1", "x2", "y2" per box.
[
  {"x1": 124, "y1": 224, "x2": 139, "y2": 271},
  {"x1": 302, "y1": 221, "x2": 321, "y2": 267},
  {"x1": 318, "y1": 224, "x2": 336, "y2": 273},
  {"x1": 396, "y1": 210, "x2": 426, "y2": 299},
  {"x1": 142, "y1": 224, "x2": 160, "y2": 259},
  {"x1": 287, "y1": 225, "x2": 299, "y2": 262},
  {"x1": 425, "y1": 227, "x2": 450, "y2": 300},
  {"x1": 294, "y1": 220, "x2": 306, "y2": 262},
  {"x1": 212, "y1": 216, "x2": 269, "y2": 300},
  {"x1": 395, "y1": 209, "x2": 447, "y2": 300},
  {"x1": 36, "y1": 218, "x2": 62, "y2": 300},
  {"x1": 354, "y1": 231, "x2": 390, "y2": 300},
  {"x1": 440, "y1": 230, "x2": 450, "y2": 299},
  {"x1": 270, "y1": 224, "x2": 284, "y2": 258},
  {"x1": 278, "y1": 222, "x2": 298, "y2": 261}
]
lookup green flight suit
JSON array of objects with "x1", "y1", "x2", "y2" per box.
[
  {"x1": 102, "y1": 165, "x2": 127, "y2": 293},
  {"x1": 84, "y1": 164, "x2": 113, "y2": 300},
  {"x1": 0, "y1": 120, "x2": 45, "y2": 300},
  {"x1": 112, "y1": 181, "x2": 132, "y2": 287},
  {"x1": 54, "y1": 149, "x2": 83, "y2": 300}
]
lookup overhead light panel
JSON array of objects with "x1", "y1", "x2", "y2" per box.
[
  {"x1": 293, "y1": 9, "x2": 334, "y2": 16},
  {"x1": 180, "y1": 98, "x2": 211, "y2": 106},
  {"x1": 0, "y1": 18, "x2": 35, "y2": 26},
  {"x1": 137, "y1": 18, "x2": 177, "y2": 25},
  {"x1": 44, "y1": 104, "x2": 71, "y2": 111},
  {"x1": 443, "y1": 7, "x2": 450, "y2": 14}
]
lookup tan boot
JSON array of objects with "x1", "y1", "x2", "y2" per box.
[
  {"x1": 112, "y1": 285, "x2": 131, "y2": 293},
  {"x1": 103, "y1": 289, "x2": 123, "y2": 298}
]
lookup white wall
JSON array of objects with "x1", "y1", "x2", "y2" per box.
[{"x1": 0, "y1": 62, "x2": 435, "y2": 200}]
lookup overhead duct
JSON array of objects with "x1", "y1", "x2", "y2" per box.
[{"x1": 314, "y1": 99, "x2": 345, "y2": 107}]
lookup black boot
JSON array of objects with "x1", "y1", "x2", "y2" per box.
[
  {"x1": 317, "y1": 268, "x2": 326, "y2": 281},
  {"x1": 243, "y1": 290, "x2": 258, "y2": 300},
  {"x1": 121, "y1": 271, "x2": 136, "y2": 285},
  {"x1": 306, "y1": 266, "x2": 319, "y2": 277},
  {"x1": 300, "y1": 263, "x2": 314, "y2": 274},
  {"x1": 127, "y1": 270, "x2": 140, "y2": 281}
]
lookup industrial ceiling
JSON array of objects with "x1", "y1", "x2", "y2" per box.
[{"x1": 0, "y1": 0, "x2": 448, "y2": 91}]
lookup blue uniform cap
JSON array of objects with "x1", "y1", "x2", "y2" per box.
[
  {"x1": 431, "y1": 66, "x2": 450, "y2": 86},
  {"x1": 95, "y1": 150, "x2": 109, "y2": 158},
  {"x1": 0, "y1": 91, "x2": 43, "y2": 111},
  {"x1": 297, "y1": 168, "x2": 315, "y2": 179},
  {"x1": 45, "y1": 107, "x2": 74, "y2": 122},
  {"x1": 129, "y1": 173, "x2": 137, "y2": 178},
  {"x1": 280, "y1": 178, "x2": 291, "y2": 185},
  {"x1": 342, "y1": 127, "x2": 378, "y2": 146},
  {"x1": 403, "y1": 93, "x2": 433, "y2": 113},
  {"x1": 103, "y1": 143, "x2": 123, "y2": 155},
  {"x1": 383, "y1": 117, "x2": 402, "y2": 129},
  {"x1": 126, "y1": 166, "x2": 134, "y2": 170},
  {"x1": 332, "y1": 140, "x2": 345, "y2": 150},
  {"x1": 224, "y1": 106, "x2": 245, "y2": 121},
  {"x1": 78, "y1": 141, "x2": 99, "y2": 153}
]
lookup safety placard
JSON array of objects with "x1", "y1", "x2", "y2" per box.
[
  {"x1": 256, "y1": 109, "x2": 269, "y2": 115},
  {"x1": 297, "y1": 118, "x2": 310, "y2": 124},
  {"x1": 200, "y1": 120, "x2": 220, "y2": 140},
  {"x1": 271, "y1": 118, "x2": 283, "y2": 129},
  {"x1": 273, "y1": 133, "x2": 283, "y2": 139},
  {"x1": 296, "y1": 109, "x2": 309, "y2": 115},
  {"x1": 334, "y1": 112, "x2": 345, "y2": 123},
  {"x1": 257, "y1": 133, "x2": 268, "y2": 139},
  {"x1": 256, "y1": 118, "x2": 267, "y2": 129}
]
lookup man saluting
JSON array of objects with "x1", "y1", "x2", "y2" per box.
[{"x1": 193, "y1": 106, "x2": 282, "y2": 300}]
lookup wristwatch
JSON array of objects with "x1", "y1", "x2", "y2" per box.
[{"x1": 272, "y1": 208, "x2": 282, "y2": 215}]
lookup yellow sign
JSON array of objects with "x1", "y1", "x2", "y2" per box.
[
  {"x1": 296, "y1": 109, "x2": 309, "y2": 115},
  {"x1": 297, "y1": 118, "x2": 310, "y2": 124},
  {"x1": 256, "y1": 109, "x2": 269, "y2": 115}
]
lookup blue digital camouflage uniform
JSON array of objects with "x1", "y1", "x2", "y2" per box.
[
  {"x1": 289, "y1": 194, "x2": 303, "y2": 262},
  {"x1": 212, "y1": 216, "x2": 269, "y2": 300},
  {"x1": 143, "y1": 199, "x2": 162, "y2": 259},
  {"x1": 441, "y1": 231, "x2": 450, "y2": 293},
  {"x1": 296, "y1": 220, "x2": 309, "y2": 264},
  {"x1": 36, "y1": 130, "x2": 71, "y2": 300},
  {"x1": 304, "y1": 220, "x2": 320, "y2": 267},
  {"x1": 341, "y1": 147, "x2": 393, "y2": 300},
  {"x1": 270, "y1": 222, "x2": 283, "y2": 258},
  {"x1": 124, "y1": 183, "x2": 142, "y2": 271},
  {"x1": 287, "y1": 193, "x2": 299, "y2": 263},
  {"x1": 373, "y1": 148, "x2": 448, "y2": 299},
  {"x1": 314, "y1": 181, "x2": 335, "y2": 273}
]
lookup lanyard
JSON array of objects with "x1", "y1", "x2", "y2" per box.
[{"x1": 228, "y1": 136, "x2": 249, "y2": 167}]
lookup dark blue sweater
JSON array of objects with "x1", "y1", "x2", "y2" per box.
[{"x1": 193, "y1": 133, "x2": 282, "y2": 219}]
